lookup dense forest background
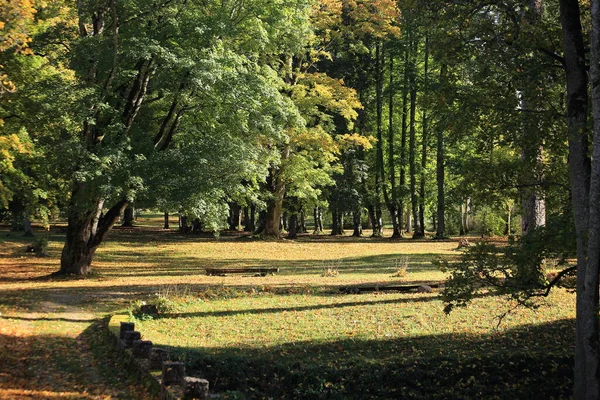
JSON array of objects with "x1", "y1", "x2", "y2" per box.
[{"x1": 2, "y1": 0, "x2": 600, "y2": 397}]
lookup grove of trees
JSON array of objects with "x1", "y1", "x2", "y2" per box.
[{"x1": 2, "y1": 0, "x2": 600, "y2": 397}]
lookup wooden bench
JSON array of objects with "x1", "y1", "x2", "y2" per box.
[{"x1": 205, "y1": 267, "x2": 279, "y2": 277}]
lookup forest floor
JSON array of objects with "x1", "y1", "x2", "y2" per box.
[{"x1": 0, "y1": 215, "x2": 576, "y2": 399}]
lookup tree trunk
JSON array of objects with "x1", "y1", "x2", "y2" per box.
[
  {"x1": 584, "y1": 0, "x2": 600, "y2": 396},
  {"x1": 520, "y1": 0, "x2": 547, "y2": 237},
  {"x1": 59, "y1": 187, "x2": 128, "y2": 275},
  {"x1": 288, "y1": 213, "x2": 298, "y2": 239},
  {"x1": 262, "y1": 146, "x2": 289, "y2": 238},
  {"x1": 228, "y1": 203, "x2": 242, "y2": 231},
  {"x1": 298, "y1": 209, "x2": 307, "y2": 233},
  {"x1": 164, "y1": 211, "x2": 169, "y2": 229},
  {"x1": 559, "y1": 0, "x2": 595, "y2": 397},
  {"x1": 244, "y1": 204, "x2": 256, "y2": 232},
  {"x1": 122, "y1": 205, "x2": 135, "y2": 227},
  {"x1": 436, "y1": 64, "x2": 448, "y2": 239},
  {"x1": 313, "y1": 206, "x2": 323, "y2": 234},
  {"x1": 408, "y1": 37, "x2": 421, "y2": 238},
  {"x1": 352, "y1": 210, "x2": 363, "y2": 237},
  {"x1": 399, "y1": 46, "x2": 410, "y2": 237},
  {"x1": 331, "y1": 208, "x2": 344, "y2": 235},
  {"x1": 418, "y1": 35, "x2": 430, "y2": 238}
]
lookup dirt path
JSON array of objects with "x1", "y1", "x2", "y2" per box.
[{"x1": 0, "y1": 280, "x2": 153, "y2": 399}]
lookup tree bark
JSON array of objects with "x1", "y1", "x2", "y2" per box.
[
  {"x1": 59, "y1": 185, "x2": 128, "y2": 275},
  {"x1": 418, "y1": 34, "x2": 429, "y2": 238},
  {"x1": 352, "y1": 210, "x2": 363, "y2": 237},
  {"x1": 122, "y1": 205, "x2": 135, "y2": 227},
  {"x1": 288, "y1": 213, "x2": 298, "y2": 239},
  {"x1": 436, "y1": 64, "x2": 448, "y2": 239},
  {"x1": 331, "y1": 208, "x2": 344, "y2": 235},
  {"x1": 408, "y1": 37, "x2": 421, "y2": 238},
  {"x1": 559, "y1": 0, "x2": 594, "y2": 397},
  {"x1": 313, "y1": 206, "x2": 324, "y2": 234},
  {"x1": 164, "y1": 211, "x2": 169, "y2": 229}
]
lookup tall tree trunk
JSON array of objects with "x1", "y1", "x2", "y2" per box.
[
  {"x1": 559, "y1": 0, "x2": 594, "y2": 397},
  {"x1": 417, "y1": 35, "x2": 429, "y2": 238},
  {"x1": 520, "y1": 0, "x2": 547, "y2": 236},
  {"x1": 164, "y1": 211, "x2": 169, "y2": 229},
  {"x1": 584, "y1": 1, "x2": 600, "y2": 398},
  {"x1": 399, "y1": 46, "x2": 410, "y2": 235},
  {"x1": 387, "y1": 44, "x2": 401, "y2": 238},
  {"x1": 408, "y1": 37, "x2": 420, "y2": 238},
  {"x1": 436, "y1": 64, "x2": 448, "y2": 239},
  {"x1": 374, "y1": 42, "x2": 385, "y2": 238}
]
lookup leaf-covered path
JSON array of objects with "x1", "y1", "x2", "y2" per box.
[
  {"x1": 0, "y1": 239, "x2": 153, "y2": 399},
  {"x1": 0, "y1": 294, "x2": 153, "y2": 399}
]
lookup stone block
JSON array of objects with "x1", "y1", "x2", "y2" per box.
[
  {"x1": 183, "y1": 377, "x2": 209, "y2": 400},
  {"x1": 123, "y1": 330, "x2": 141, "y2": 348},
  {"x1": 149, "y1": 348, "x2": 169, "y2": 370},
  {"x1": 162, "y1": 361, "x2": 185, "y2": 386},
  {"x1": 132, "y1": 340, "x2": 153, "y2": 358},
  {"x1": 119, "y1": 322, "x2": 135, "y2": 339}
]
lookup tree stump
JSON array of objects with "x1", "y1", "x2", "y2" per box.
[
  {"x1": 120, "y1": 322, "x2": 135, "y2": 339},
  {"x1": 149, "y1": 348, "x2": 169, "y2": 370},
  {"x1": 123, "y1": 330, "x2": 141, "y2": 348},
  {"x1": 183, "y1": 377, "x2": 209, "y2": 400},
  {"x1": 132, "y1": 340, "x2": 153, "y2": 358},
  {"x1": 162, "y1": 361, "x2": 185, "y2": 386}
]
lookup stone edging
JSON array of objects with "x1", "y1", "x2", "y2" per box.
[{"x1": 106, "y1": 314, "x2": 209, "y2": 400}]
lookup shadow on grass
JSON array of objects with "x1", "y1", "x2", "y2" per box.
[
  {"x1": 162, "y1": 295, "x2": 439, "y2": 319},
  {"x1": 166, "y1": 318, "x2": 575, "y2": 400}
]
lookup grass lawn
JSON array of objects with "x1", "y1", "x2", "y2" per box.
[{"x1": 0, "y1": 213, "x2": 575, "y2": 399}]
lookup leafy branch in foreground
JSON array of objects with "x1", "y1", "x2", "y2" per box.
[{"x1": 438, "y1": 222, "x2": 576, "y2": 315}]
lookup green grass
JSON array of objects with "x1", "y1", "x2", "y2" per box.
[{"x1": 0, "y1": 215, "x2": 576, "y2": 399}]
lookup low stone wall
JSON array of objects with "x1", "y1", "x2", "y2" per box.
[{"x1": 106, "y1": 314, "x2": 209, "y2": 400}]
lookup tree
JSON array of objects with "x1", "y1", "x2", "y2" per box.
[{"x1": 58, "y1": 0, "x2": 313, "y2": 274}]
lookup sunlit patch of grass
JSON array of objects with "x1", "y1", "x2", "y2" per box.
[{"x1": 0, "y1": 220, "x2": 577, "y2": 399}]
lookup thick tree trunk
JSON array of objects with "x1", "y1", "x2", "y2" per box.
[
  {"x1": 559, "y1": 0, "x2": 595, "y2": 398},
  {"x1": 122, "y1": 205, "x2": 135, "y2": 227},
  {"x1": 164, "y1": 211, "x2": 169, "y2": 229},
  {"x1": 288, "y1": 213, "x2": 298, "y2": 239},
  {"x1": 331, "y1": 209, "x2": 344, "y2": 235},
  {"x1": 60, "y1": 187, "x2": 128, "y2": 275},
  {"x1": 584, "y1": 0, "x2": 600, "y2": 396},
  {"x1": 262, "y1": 147, "x2": 289, "y2": 238},
  {"x1": 228, "y1": 203, "x2": 242, "y2": 231}
]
